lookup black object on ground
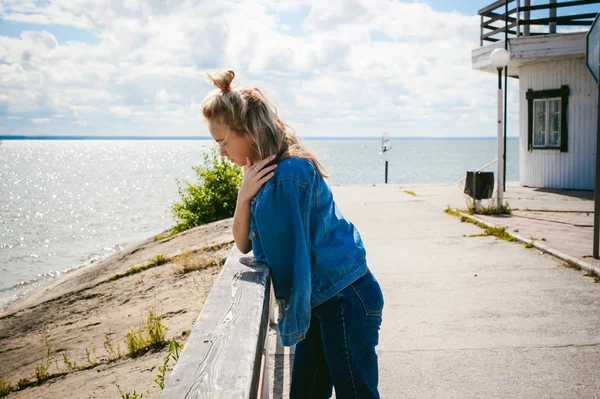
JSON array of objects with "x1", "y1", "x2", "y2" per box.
[{"x1": 464, "y1": 171, "x2": 494, "y2": 200}]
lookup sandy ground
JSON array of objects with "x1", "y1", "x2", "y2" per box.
[{"x1": 0, "y1": 218, "x2": 234, "y2": 399}]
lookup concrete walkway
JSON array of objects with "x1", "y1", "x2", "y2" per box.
[
  {"x1": 401, "y1": 181, "x2": 598, "y2": 270},
  {"x1": 269, "y1": 183, "x2": 600, "y2": 398}
]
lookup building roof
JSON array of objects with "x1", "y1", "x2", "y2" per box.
[{"x1": 471, "y1": 32, "x2": 587, "y2": 77}]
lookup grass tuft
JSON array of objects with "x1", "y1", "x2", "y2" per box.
[
  {"x1": 149, "y1": 254, "x2": 169, "y2": 267},
  {"x1": 146, "y1": 306, "x2": 168, "y2": 349},
  {"x1": 126, "y1": 305, "x2": 169, "y2": 357},
  {"x1": 172, "y1": 243, "x2": 231, "y2": 274},
  {"x1": 199, "y1": 242, "x2": 231, "y2": 252},
  {"x1": 177, "y1": 258, "x2": 224, "y2": 274},
  {"x1": 109, "y1": 254, "x2": 170, "y2": 281},
  {"x1": 583, "y1": 268, "x2": 599, "y2": 280},
  {"x1": 0, "y1": 377, "x2": 12, "y2": 397},
  {"x1": 524, "y1": 241, "x2": 534, "y2": 249},
  {"x1": 85, "y1": 348, "x2": 98, "y2": 367},
  {"x1": 34, "y1": 364, "x2": 49, "y2": 385},
  {"x1": 116, "y1": 384, "x2": 146, "y2": 399},
  {"x1": 468, "y1": 203, "x2": 512, "y2": 215},
  {"x1": 404, "y1": 190, "x2": 416, "y2": 196},
  {"x1": 104, "y1": 334, "x2": 121, "y2": 361},
  {"x1": 154, "y1": 230, "x2": 177, "y2": 241},
  {"x1": 482, "y1": 226, "x2": 516, "y2": 241},
  {"x1": 563, "y1": 262, "x2": 600, "y2": 283},
  {"x1": 444, "y1": 206, "x2": 461, "y2": 218},
  {"x1": 16, "y1": 378, "x2": 30, "y2": 390},
  {"x1": 126, "y1": 327, "x2": 148, "y2": 358},
  {"x1": 564, "y1": 260, "x2": 582, "y2": 271},
  {"x1": 34, "y1": 333, "x2": 53, "y2": 385},
  {"x1": 154, "y1": 339, "x2": 184, "y2": 390},
  {"x1": 62, "y1": 351, "x2": 78, "y2": 371}
]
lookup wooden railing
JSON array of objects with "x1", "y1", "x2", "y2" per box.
[
  {"x1": 479, "y1": 0, "x2": 600, "y2": 45},
  {"x1": 161, "y1": 247, "x2": 273, "y2": 399}
]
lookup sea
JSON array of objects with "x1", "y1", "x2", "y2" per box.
[{"x1": 0, "y1": 138, "x2": 519, "y2": 310}]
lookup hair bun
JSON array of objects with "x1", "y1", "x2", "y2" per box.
[{"x1": 207, "y1": 70, "x2": 235, "y2": 92}]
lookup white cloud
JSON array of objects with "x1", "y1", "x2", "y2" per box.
[
  {"x1": 0, "y1": 0, "x2": 516, "y2": 137},
  {"x1": 110, "y1": 106, "x2": 133, "y2": 118},
  {"x1": 31, "y1": 117, "x2": 50, "y2": 124},
  {"x1": 155, "y1": 89, "x2": 182, "y2": 103}
]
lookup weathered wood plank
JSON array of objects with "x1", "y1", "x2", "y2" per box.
[
  {"x1": 478, "y1": 0, "x2": 509, "y2": 16},
  {"x1": 481, "y1": 22, "x2": 518, "y2": 40},
  {"x1": 520, "y1": 0, "x2": 600, "y2": 12},
  {"x1": 482, "y1": 10, "x2": 517, "y2": 26},
  {"x1": 161, "y1": 247, "x2": 271, "y2": 399},
  {"x1": 473, "y1": 32, "x2": 587, "y2": 72},
  {"x1": 510, "y1": 33, "x2": 586, "y2": 58},
  {"x1": 521, "y1": 13, "x2": 597, "y2": 26}
]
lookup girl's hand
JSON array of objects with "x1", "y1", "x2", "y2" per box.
[{"x1": 238, "y1": 155, "x2": 277, "y2": 204}]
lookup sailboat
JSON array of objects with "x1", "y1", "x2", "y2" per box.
[{"x1": 380, "y1": 132, "x2": 392, "y2": 154}]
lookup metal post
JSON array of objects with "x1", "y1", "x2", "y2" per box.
[
  {"x1": 549, "y1": 0, "x2": 557, "y2": 34},
  {"x1": 480, "y1": 15, "x2": 483, "y2": 47},
  {"x1": 516, "y1": 0, "x2": 520, "y2": 38},
  {"x1": 504, "y1": 19, "x2": 509, "y2": 191},
  {"x1": 594, "y1": 79, "x2": 600, "y2": 259},
  {"x1": 503, "y1": 60, "x2": 508, "y2": 191},
  {"x1": 505, "y1": 0, "x2": 508, "y2": 42},
  {"x1": 497, "y1": 68, "x2": 505, "y2": 209},
  {"x1": 385, "y1": 161, "x2": 389, "y2": 184},
  {"x1": 524, "y1": 0, "x2": 530, "y2": 36}
]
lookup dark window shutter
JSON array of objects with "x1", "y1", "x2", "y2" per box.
[
  {"x1": 526, "y1": 89, "x2": 533, "y2": 151},
  {"x1": 560, "y1": 85, "x2": 569, "y2": 152},
  {"x1": 526, "y1": 86, "x2": 569, "y2": 152}
]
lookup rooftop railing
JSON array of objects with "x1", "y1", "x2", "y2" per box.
[{"x1": 479, "y1": 0, "x2": 600, "y2": 45}]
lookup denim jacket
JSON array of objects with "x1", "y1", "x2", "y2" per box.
[{"x1": 248, "y1": 157, "x2": 367, "y2": 346}]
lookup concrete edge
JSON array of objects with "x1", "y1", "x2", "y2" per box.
[{"x1": 457, "y1": 212, "x2": 599, "y2": 275}]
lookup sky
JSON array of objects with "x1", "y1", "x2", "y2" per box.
[{"x1": 0, "y1": 0, "x2": 591, "y2": 138}]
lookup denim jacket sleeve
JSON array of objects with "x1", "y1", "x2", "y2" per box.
[{"x1": 254, "y1": 178, "x2": 312, "y2": 346}]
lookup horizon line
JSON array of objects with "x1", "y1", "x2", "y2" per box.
[{"x1": 0, "y1": 135, "x2": 520, "y2": 141}]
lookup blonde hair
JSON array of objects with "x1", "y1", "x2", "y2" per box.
[{"x1": 200, "y1": 70, "x2": 328, "y2": 178}]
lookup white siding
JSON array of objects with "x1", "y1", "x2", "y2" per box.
[{"x1": 519, "y1": 58, "x2": 598, "y2": 190}]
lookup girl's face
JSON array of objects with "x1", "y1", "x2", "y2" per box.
[{"x1": 208, "y1": 118, "x2": 258, "y2": 167}]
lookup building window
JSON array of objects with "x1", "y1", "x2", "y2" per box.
[
  {"x1": 527, "y1": 86, "x2": 569, "y2": 152},
  {"x1": 533, "y1": 98, "x2": 561, "y2": 148}
]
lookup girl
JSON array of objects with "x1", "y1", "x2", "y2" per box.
[{"x1": 201, "y1": 70, "x2": 384, "y2": 399}]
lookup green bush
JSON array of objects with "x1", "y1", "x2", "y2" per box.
[{"x1": 171, "y1": 147, "x2": 242, "y2": 234}]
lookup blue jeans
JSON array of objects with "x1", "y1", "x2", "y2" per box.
[{"x1": 290, "y1": 269, "x2": 384, "y2": 399}]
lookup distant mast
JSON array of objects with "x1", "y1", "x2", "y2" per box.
[
  {"x1": 382, "y1": 132, "x2": 392, "y2": 153},
  {"x1": 381, "y1": 132, "x2": 392, "y2": 184}
]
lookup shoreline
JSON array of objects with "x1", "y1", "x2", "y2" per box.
[
  {"x1": 0, "y1": 228, "x2": 175, "y2": 315},
  {"x1": 0, "y1": 218, "x2": 234, "y2": 398}
]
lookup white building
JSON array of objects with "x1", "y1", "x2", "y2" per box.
[{"x1": 472, "y1": 0, "x2": 599, "y2": 190}]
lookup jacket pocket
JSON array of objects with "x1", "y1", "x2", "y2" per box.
[{"x1": 349, "y1": 271, "x2": 384, "y2": 317}]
